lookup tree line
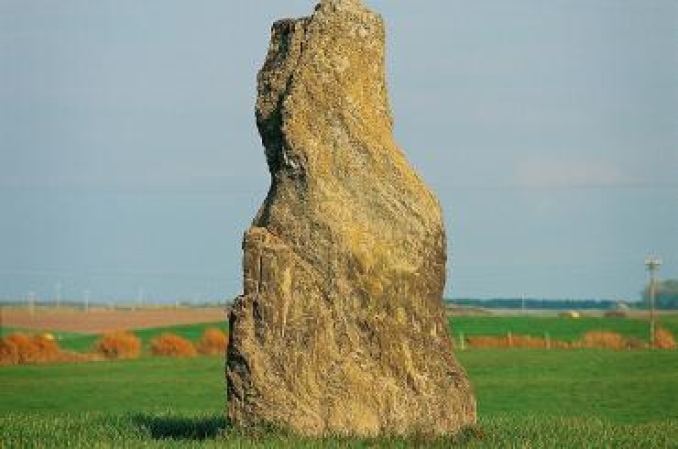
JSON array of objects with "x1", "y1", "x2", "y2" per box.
[
  {"x1": 642, "y1": 279, "x2": 678, "y2": 310},
  {"x1": 446, "y1": 298, "x2": 624, "y2": 310},
  {"x1": 448, "y1": 278, "x2": 678, "y2": 310}
]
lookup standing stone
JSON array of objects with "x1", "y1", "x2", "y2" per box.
[{"x1": 227, "y1": 0, "x2": 476, "y2": 437}]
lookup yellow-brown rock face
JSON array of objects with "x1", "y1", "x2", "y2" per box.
[{"x1": 227, "y1": 0, "x2": 476, "y2": 437}]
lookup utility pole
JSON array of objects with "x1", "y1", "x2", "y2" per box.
[
  {"x1": 84, "y1": 289, "x2": 90, "y2": 313},
  {"x1": 645, "y1": 256, "x2": 662, "y2": 346},
  {"x1": 55, "y1": 282, "x2": 62, "y2": 309},
  {"x1": 138, "y1": 288, "x2": 145, "y2": 311},
  {"x1": 28, "y1": 291, "x2": 36, "y2": 316}
]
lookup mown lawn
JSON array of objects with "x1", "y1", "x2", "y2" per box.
[{"x1": 1, "y1": 349, "x2": 677, "y2": 447}]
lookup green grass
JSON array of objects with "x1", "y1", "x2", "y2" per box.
[
  {"x1": 2, "y1": 317, "x2": 677, "y2": 446},
  {"x1": 0, "y1": 358, "x2": 223, "y2": 414},
  {"x1": 2, "y1": 350, "x2": 677, "y2": 447},
  {"x1": 449, "y1": 315, "x2": 678, "y2": 343},
  {"x1": 4, "y1": 315, "x2": 677, "y2": 351},
  {"x1": 1, "y1": 413, "x2": 675, "y2": 448},
  {"x1": 462, "y1": 349, "x2": 678, "y2": 423}
]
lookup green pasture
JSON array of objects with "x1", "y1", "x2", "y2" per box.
[
  {"x1": 449, "y1": 315, "x2": 678, "y2": 343},
  {"x1": 2, "y1": 347, "x2": 677, "y2": 447},
  {"x1": 2, "y1": 316, "x2": 677, "y2": 446},
  {"x1": 2, "y1": 350, "x2": 677, "y2": 422},
  {"x1": 3, "y1": 314, "x2": 677, "y2": 354}
]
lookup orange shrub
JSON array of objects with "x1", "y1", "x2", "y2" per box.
[
  {"x1": 654, "y1": 328, "x2": 676, "y2": 349},
  {"x1": 5, "y1": 334, "x2": 34, "y2": 363},
  {"x1": 150, "y1": 333, "x2": 197, "y2": 357},
  {"x1": 581, "y1": 331, "x2": 626, "y2": 350},
  {"x1": 0, "y1": 337, "x2": 19, "y2": 365},
  {"x1": 624, "y1": 337, "x2": 647, "y2": 350},
  {"x1": 551, "y1": 340, "x2": 572, "y2": 349},
  {"x1": 0, "y1": 333, "x2": 60, "y2": 365},
  {"x1": 467, "y1": 336, "x2": 506, "y2": 349},
  {"x1": 31, "y1": 335, "x2": 60, "y2": 361},
  {"x1": 466, "y1": 334, "x2": 570, "y2": 349},
  {"x1": 511, "y1": 335, "x2": 549, "y2": 349},
  {"x1": 196, "y1": 328, "x2": 228, "y2": 356},
  {"x1": 94, "y1": 331, "x2": 141, "y2": 360}
]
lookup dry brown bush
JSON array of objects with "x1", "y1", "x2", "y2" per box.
[
  {"x1": 31, "y1": 335, "x2": 60, "y2": 361},
  {"x1": 150, "y1": 333, "x2": 197, "y2": 357},
  {"x1": 466, "y1": 335, "x2": 505, "y2": 349},
  {"x1": 624, "y1": 337, "x2": 647, "y2": 350},
  {"x1": 0, "y1": 333, "x2": 60, "y2": 365},
  {"x1": 581, "y1": 331, "x2": 627, "y2": 350},
  {"x1": 549, "y1": 339, "x2": 573, "y2": 349},
  {"x1": 94, "y1": 331, "x2": 142, "y2": 360},
  {"x1": 466, "y1": 334, "x2": 570, "y2": 349},
  {"x1": 0, "y1": 338, "x2": 19, "y2": 365},
  {"x1": 558, "y1": 311, "x2": 581, "y2": 319},
  {"x1": 196, "y1": 328, "x2": 228, "y2": 356},
  {"x1": 654, "y1": 328, "x2": 677, "y2": 349},
  {"x1": 511, "y1": 335, "x2": 548, "y2": 349}
]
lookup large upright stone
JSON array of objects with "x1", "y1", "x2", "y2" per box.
[{"x1": 227, "y1": 0, "x2": 476, "y2": 437}]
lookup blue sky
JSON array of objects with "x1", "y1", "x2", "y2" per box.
[{"x1": 1, "y1": 1, "x2": 676, "y2": 303}]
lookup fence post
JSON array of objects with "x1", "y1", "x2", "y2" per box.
[
  {"x1": 508, "y1": 331, "x2": 513, "y2": 348},
  {"x1": 459, "y1": 332, "x2": 466, "y2": 351},
  {"x1": 545, "y1": 332, "x2": 551, "y2": 349},
  {"x1": 28, "y1": 292, "x2": 36, "y2": 316}
]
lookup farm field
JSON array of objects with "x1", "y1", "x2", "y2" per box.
[
  {"x1": 0, "y1": 306, "x2": 226, "y2": 333},
  {"x1": 1, "y1": 315, "x2": 677, "y2": 447},
  {"x1": 451, "y1": 314, "x2": 678, "y2": 343},
  {"x1": 4, "y1": 306, "x2": 677, "y2": 347},
  {"x1": 2, "y1": 339, "x2": 678, "y2": 445}
]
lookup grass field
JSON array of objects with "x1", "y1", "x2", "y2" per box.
[
  {"x1": 450, "y1": 315, "x2": 678, "y2": 343},
  {"x1": 4, "y1": 314, "x2": 676, "y2": 353},
  {"x1": 1, "y1": 316, "x2": 677, "y2": 447},
  {"x1": 2, "y1": 348, "x2": 677, "y2": 446}
]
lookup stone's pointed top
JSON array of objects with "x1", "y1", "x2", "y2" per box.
[
  {"x1": 317, "y1": 0, "x2": 365, "y2": 13},
  {"x1": 321, "y1": 0, "x2": 363, "y2": 6}
]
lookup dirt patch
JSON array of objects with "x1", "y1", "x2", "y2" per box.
[{"x1": 0, "y1": 307, "x2": 227, "y2": 334}]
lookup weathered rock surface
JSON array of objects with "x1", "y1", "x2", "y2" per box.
[{"x1": 227, "y1": 0, "x2": 476, "y2": 437}]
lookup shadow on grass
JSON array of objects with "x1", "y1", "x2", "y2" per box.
[
  {"x1": 132, "y1": 413, "x2": 227, "y2": 441},
  {"x1": 132, "y1": 413, "x2": 484, "y2": 446}
]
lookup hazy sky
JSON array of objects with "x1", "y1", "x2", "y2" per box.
[{"x1": 1, "y1": 1, "x2": 676, "y2": 303}]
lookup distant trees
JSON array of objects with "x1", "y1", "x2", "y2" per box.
[
  {"x1": 642, "y1": 279, "x2": 678, "y2": 310},
  {"x1": 447, "y1": 298, "x2": 623, "y2": 310}
]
